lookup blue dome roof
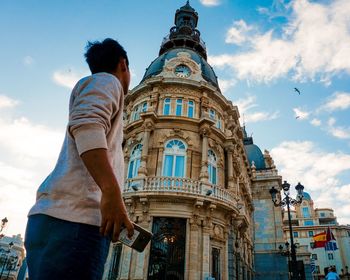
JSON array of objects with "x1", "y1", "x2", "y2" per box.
[
  {"x1": 244, "y1": 144, "x2": 266, "y2": 170},
  {"x1": 243, "y1": 126, "x2": 266, "y2": 170},
  {"x1": 141, "y1": 48, "x2": 219, "y2": 90},
  {"x1": 303, "y1": 192, "x2": 311, "y2": 201}
]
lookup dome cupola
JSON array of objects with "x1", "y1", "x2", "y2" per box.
[{"x1": 159, "y1": 1, "x2": 207, "y2": 60}]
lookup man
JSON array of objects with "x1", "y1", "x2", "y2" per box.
[
  {"x1": 326, "y1": 266, "x2": 340, "y2": 280},
  {"x1": 25, "y1": 38, "x2": 134, "y2": 280}
]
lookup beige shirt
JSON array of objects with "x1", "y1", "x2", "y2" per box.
[{"x1": 28, "y1": 72, "x2": 124, "y2": 227}]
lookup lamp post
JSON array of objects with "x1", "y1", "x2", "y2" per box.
[{"x1": 270, "y1": 181, "x2": 304, "y2": 280}]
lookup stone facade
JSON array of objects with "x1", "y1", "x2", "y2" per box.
[{"x1": 103, "y1": 2, "x2": 255, "y2": 280}]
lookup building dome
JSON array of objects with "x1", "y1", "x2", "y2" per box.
[
  {"x1": 141, "y1": 48, "x2": 219, "y2": 89},
  {"x1": 303, "y1": 192, "x2": 312, "y2": 201},
  {"x1": 243, "y1": 127, "x2": 266, "y2": 170}
]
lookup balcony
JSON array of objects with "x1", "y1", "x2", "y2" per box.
[{"x1": 123, "y1": 176, "x2": 237, "y2": 209}]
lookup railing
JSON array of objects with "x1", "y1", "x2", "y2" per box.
[{"x1": 124, "y1": 176, "x2": 236, "y2": 205}]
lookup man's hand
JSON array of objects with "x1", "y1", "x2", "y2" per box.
[
  {"x1": 80, "y1": 148, "x2": 134, "y2": 242},
  {"x1": 100, "y1": 189, "x2": 134, "y2": 242}
]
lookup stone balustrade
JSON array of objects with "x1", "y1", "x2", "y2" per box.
[{"x1": 123, "y1": 176, "x2": 236, "y2": 206}]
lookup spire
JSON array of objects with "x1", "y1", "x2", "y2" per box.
[{"x1": 159, "y1": 1, "x2": 207, "y2": 59}]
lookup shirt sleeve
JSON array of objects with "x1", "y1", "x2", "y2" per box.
[{"x1": 68, "y1": 74, "x2": 122, "y2": 155}]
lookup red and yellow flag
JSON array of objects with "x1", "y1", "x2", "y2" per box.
[{"x1": 312, "y1": 231, "x2": 327, "y2": 248}]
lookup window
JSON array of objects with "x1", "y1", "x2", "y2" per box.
[
  {"x1": 208, "y1": 150, "x2": 217, "y2": 185},
  {"x1": 162, "y1": 139, "x2": 187, "y2": 177},
  {"x1": 187, "y1": 100, "x2": 195, "y2": 118},
  {"x1": 312, "y1": 254, "x2": 318, "y2": 260},
  {"x1": 127, "y1": 144, "x2": 142, "y2": 178},
  {"x1": 132, "y1": 102, "x2": 147, "y2": 121},
  {"x1": 328, "y1": 253, "x2": 334, "y2": 260},
  {"x1": 163, "y1": 98, "x2": 171, "y2": 115},
  {"x1": 305, "y1": 220, "x2": 314, "y2": 226},
  {"x1": 216, "y1": 116, "x2": 222, "y2": 129},
  {"x1": 308, "y1": 231, "x2": 314, "y2": 237},
  {"x1": 212, "y1": 248, "x2": 221, "y2": 280},
  {"x1": 310, "y1": 242, "x2": 315, "y2": 249},
  {"x1": 176, "y1": 99, "x2": 183, "y2": 116},
  {"x1": 320, "y1": 212, "x2": 325, "y2": 217},
  {"x1": 302, "y1": 207, "x2": 310, "y2": 218},
  {"x1": 209, "y1": 109, "x2": 215, "y2": 120},
  {"x1": 142, "y1": 102, "x2": 148, "y2": 113},
  {"x1": 293, "y1": 232, "x2": 298, "y2": 238},
  {"x1": 106, "y1": 243, "x2": 122, "y2": 279}
]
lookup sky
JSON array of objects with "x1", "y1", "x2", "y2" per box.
[{"x1": 0, "y1": 0, "x2": 349, "y2": 237}]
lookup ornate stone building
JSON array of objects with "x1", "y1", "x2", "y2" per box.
[
  {"x1": 243, "y1": 131, "x2": 288, "y2": 280},
  {"x1": 104, "y1": 2, "x2": 255, "y2": 280}
]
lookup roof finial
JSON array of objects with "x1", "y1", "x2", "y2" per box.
[{"x1": 187, "y1": 0, "x2": 190, "y2": 4}]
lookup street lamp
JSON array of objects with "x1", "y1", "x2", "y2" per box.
[{"x1": 270, "y1": 181, "x2": 304, "y2": 280}]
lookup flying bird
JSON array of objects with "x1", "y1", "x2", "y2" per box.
[
  {"x1": 295, "y1": 116, "x2": 300, "y2": 119},
  {"x1": 294, "y1": 87, "x2": 301, "y2": 95}
]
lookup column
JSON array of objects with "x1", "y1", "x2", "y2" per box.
[
  {"x1": 199, "y1": 128, "x2": 209, "y2": 182},
  {"x1": 138, "y1": 120, "x2": 153, "y2": 177},
  {"x1": 202, "y1": 227, "x2": 211, "y2": 279},
  {"x1": 134, "y1": 220, "x2": 151, "y2": 279},
  {"x1": 226, "y1": 145, "x2": 234, "y2": 190},
  {"x1": 119, "y1": 246, "x2": 132, "y2": 279},
  {"x1": 189, "y1": 221, "x2": 200, "y2": 279}
]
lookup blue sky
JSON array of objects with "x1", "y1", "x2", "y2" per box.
[{"x1": 0, "y1": 0, "x2": 349, "y2": 236}]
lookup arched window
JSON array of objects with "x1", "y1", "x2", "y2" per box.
[
  {"x1": 208, "y1": 149, "x2": 217, "y2": 184},
  {"x1": 162, "y1": 139, "x2": 187, "y2": 177},
  {"x1": 132, "y1": 102, "x2": 147, "y2": 122},
  {"x1": 127, "y1": 144, "x2": 142, "y2": 178},
  {"x1": 163, "y1": 98, "x2": 171, "y2": 115}
]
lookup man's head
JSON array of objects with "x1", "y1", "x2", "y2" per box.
[{"x1": 85, "y1": 38, "x2": 130, "y2": 93}]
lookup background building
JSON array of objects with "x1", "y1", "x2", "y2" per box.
[
  {"x1": 0, "y1": 234, "x2": 25, "y2": 280},
  {"x1": 282, "y1": 192, "x2": 350, "y2": 278},
  {"x1": 243, "y1": 130, "x2": 289, "y2": 280}
]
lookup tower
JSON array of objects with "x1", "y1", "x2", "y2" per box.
[{"x1": 104, "y1": 2, "x2": 254, "y2": 279}]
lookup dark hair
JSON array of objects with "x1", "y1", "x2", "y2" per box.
[{"x1": 84, "y1": 38, "x2": 129, "y2": 74}]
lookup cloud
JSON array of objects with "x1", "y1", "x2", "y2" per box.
[
  {"x1": 310, "y1": 118, "x2": 321, "y2": 127},
  {"x1": 271, "y1": 141, "x2": 350, "y2": 224},
  {"x1": 233, "y1": 95, "x2": 279, "y2": 123},
  {"x1": 23, "y1": 56, "x2": 35, "y2": 66},
  {"x1": 0, "y1": 115, "x2": 64, "y2": 236},
  {"x1": 293, "y1": 107, "x2": 310, "y2": 120},
  {"x1": 209, "y1": 0, "x2": 350, "y2": 84},
  {"x1": 218, "y1": 78, "x2": 237, "y2": 93},
  {"x1": 225, "y1": 20, "x2": 254, "y2": 45},
  {"x1": 0, "y1": 95, "x2": 19, "y2": 109},
  {"x1": 327, "y1": 118, "x2": 350, "y2": 140},
  {"x1": 53, "y1": 69, "x2": 88, "y2": 89},
  {"x1": 199, "y1": 0, "x2": 220, "y2": 7},
  {"x1": 320, "y1": 92, "x2": 350, "y2": 112}
]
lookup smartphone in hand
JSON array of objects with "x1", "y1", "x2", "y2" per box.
[{"x1": 118, "y1": 223, "x2": 153, "y2": 252}]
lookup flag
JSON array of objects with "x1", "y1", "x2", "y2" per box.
[
  {"x1": 326, "y1": 226, "x2": 336, "y2": 241},
  {"x1": 325, "y1": 241, "x2": 338, "y2": 251},
  {"x1": 310, "y1": 259, "x2": 316, "y2": 273},
  {"x1": 312, "y1": 231, "x2": 327, "y2": 248},
  {"x1": 325, "y1": 227, "x2": 338, "y2": 251}
]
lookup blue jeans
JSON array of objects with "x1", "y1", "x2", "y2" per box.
[{"x1": 25, "y1": 214, "x2": 110, "y2": 280}]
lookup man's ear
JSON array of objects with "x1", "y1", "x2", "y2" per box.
[{"x1": 118, "y1": 58, "x2": 128, "y2": 72}]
